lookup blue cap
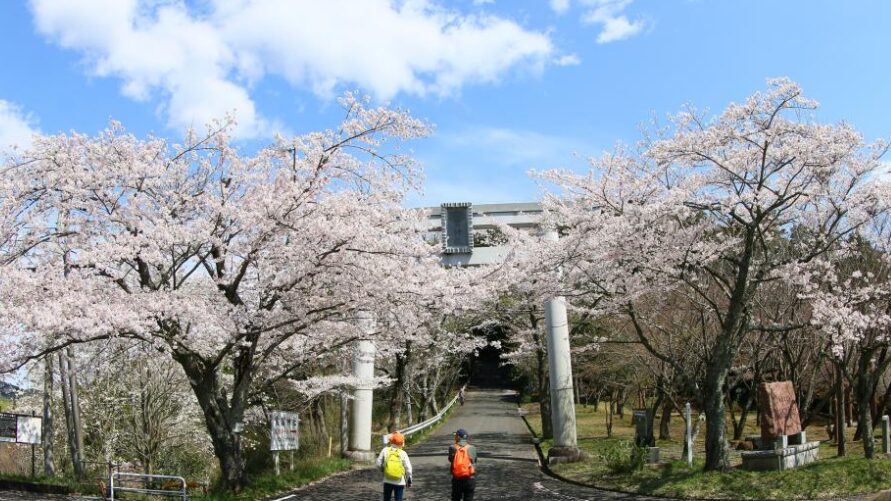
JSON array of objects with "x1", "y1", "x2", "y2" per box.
[{"x1": 456, "y1": 429, "x2": 469, "y2": 439}]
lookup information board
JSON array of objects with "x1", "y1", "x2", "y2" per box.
[
  {"x1": 0, "y1": 413, "x2": 15, "y2": 443},
  {"x1": 16, "y1": 416, "x2": 42, "y2": 445},
  {"x1": 0, "y1": 413, "x2": 41, "y2": 444},
  {"x1": 270, "y1": 411, "x2": 299, "y2": 451}
]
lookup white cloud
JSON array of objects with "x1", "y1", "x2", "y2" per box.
[
  {"x1": 29, "y1": 0, "x2": 555, "y2": 138},
  {"x1": 554, "y1": 53, "x2": 581, "y2": 66},
  {"x1": 472, "y1": 0, "x2": 495, "y2": 5},
  {"x1": 580, "y1": 0, "x2": 645, "y2": 43},
  {"x1": 0, "y1": 100, "x2": 39, "y2": 153},
  {"x1": 550, "y1": 0, "x2": 571, "y2": 15}
]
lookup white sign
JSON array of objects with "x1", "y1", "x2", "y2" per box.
[
  {"x1": 17, "y1": 416, "x2": 42, "y2": 445},
  {"x1": 270, "y1": 411, "x2": 299, "y2": 451}
]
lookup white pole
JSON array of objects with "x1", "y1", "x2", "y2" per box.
[
  {"x1": 882, "y1": 415, "x2": 890, "y2": 455},
  {"x1": 543, "y1": 229, "x2": 580, "y2": 463},
  {"x1": 347, "y1": 313, "x2": 377, "y2": 461}
]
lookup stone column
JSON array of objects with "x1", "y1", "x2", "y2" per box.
[
  {"x1": 543, "y1": 228, "x2": 581, "y2": 464},
  {"x1": 346, "y1": 313, "x2": 376, "y2": 461},
  {"x1": 883, "y1": 415, "x2": 890, "y2": 455}
]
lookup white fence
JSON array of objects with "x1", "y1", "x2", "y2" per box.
[
  {"x1": 109, "y1": 471, "x2": 188, "y2": 500},
  {"x1": 383, "y1": 385, "x2": 466, "y2": 443}
]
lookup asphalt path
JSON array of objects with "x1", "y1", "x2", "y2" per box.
[{"x1": 284, "y1": 387, "x2": 665, "y2": 501}]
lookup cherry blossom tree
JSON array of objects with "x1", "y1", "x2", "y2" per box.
[
  {"x1": 540, "y1": 79, "x2": 887, "y2": 470},
  {"x1": 0, "y1": 95, "x2": 442, "y2": 490},
  {"x1": 789, "y1": 215, "x2": 891, "y2": 459}
]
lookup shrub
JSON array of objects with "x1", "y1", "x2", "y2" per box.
[{"x1": 599, "y1": 440, "x2": 646, "y2": 474}]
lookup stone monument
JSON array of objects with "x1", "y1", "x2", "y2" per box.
[
  {"x1": 741, "y1": 381, "x2": 819, "y2": 471},
  {"x1": 632, "y1": 409, "x2": 659, "y2": 463}
]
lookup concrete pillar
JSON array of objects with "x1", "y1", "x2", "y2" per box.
[
  {"x1": 543, "y1": 228, "x2": 581, "y2": 464},
  {"x1": 882, "y1": 415, "x2": 890, "y2": 455},
  {"x1": 684, "y1": 402, "x2": 693, "y2": 466},
  {"x1": 346, "y1": 313, "x2": 376, "y2": 461}
]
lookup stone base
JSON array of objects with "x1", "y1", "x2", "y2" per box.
[
  {"x1": 740, "y1": 441, "x2": 819, "y2": 471},
  {"x1": 547, "y1": 446, "x2": 587, "y2": 465},
  {"x1": 343, "y1": 449, "x2": 376, "y2": 462},
  {"x1": 646, "y1": 446, "x2": 660, "y2": 464}
]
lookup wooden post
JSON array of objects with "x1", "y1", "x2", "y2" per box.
[{"x1": 274, "y1": 451, "x2": 280, "y2": 476}]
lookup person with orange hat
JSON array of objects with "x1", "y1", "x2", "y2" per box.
[{"x1": 376, "y1": 431, "x2": 413, "y2": 501}]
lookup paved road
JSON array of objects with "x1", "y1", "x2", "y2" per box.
[
  {"x1": 0, "y1": 493, "x2": 94, "y2": 501},
  {"x1": 284, "y1": 388, "x2": 661, "y2": 501}
]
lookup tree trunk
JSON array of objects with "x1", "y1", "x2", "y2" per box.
[
  {"x1": 736, "y1": 400, "x2": 752, "y2": 441},
  {"x1": 173, "y1": 349, "x2": 251, "y2": 492},
  {"x1": 732, "y1": 395, "x2": 752, "y2": 441},
  {"x1": 659, "y1": 400, "x2": 672, "y2": 440},
  {"x1": 703, "y1": 355, "x2": 732, "y2": 471},
  {"x1": 388, "y1": 352, "x2": 406, "y2": 431},
  {"x1": 403, "y1": 344, "x2": 413, "y2": 425},
  {"x1": 835, "y1": 361, "x2": 847, "y2": 457},
  {"x1": 533, "y1": 332, "x2": 553, "y2": 439},
  {"x1": 418, "y1": 372, "x2": 430, "y2": 422},
  {"x1": 855, "y1": 353, "x2": 878, "y2": 459},
  {"x1": 646, "y1": 392, "x2": 662, "y2": 446},
  {"x1": 42, "y1": 355, "x2": 55, "y2": 477},
  {"x1": 873, "y1": 374, "x2": 891, "y2": 428},
  {"x1": 57, "y1": 352, "x2": 82, "y2": 477},
  {"x1": 617, "y1": 387, "x2": 625, "y2": 419},
  {"x1": 65, "y1": 350, "x2": 85, "y2": 477},
  {"x1": 340, "y1": 393, "x2": 349, "y2": 457}
]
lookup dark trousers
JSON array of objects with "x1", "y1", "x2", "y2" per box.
[
  {"x1": 451, "y1": 476, "x2": 475, "y2": 501},
  {"x1": 383, "y1": 483, "x2": 405, "y2": 501}
]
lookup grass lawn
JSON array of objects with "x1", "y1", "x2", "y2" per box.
[
  {"x1": 523, "y1": 402, "x2": 891, "y2": 499},
  {"x1": 192, "y1": 457, "x2": 353, "y2": 501}
]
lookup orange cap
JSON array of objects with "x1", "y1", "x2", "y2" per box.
[{"x1": 389, "y1": 432, "x2": 405, "y2": 446}]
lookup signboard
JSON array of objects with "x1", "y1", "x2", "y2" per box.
[
  {"x1": 17, "y1": 416, "x2": 42, "y2": 445},
  {"x1": 0, "y1": 413, "x2": 15, "y2": 443},
  {"x1": 270, "y1": 411, "x2": 299, "y2": 451},
  {"x1": 0, "y1": 413, "x2": 41, "y2": 444}
]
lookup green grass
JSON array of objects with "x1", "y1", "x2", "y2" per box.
[
  {"x1": 192, "y1": 457, "x2": 353, "y2": 501},
  {"x1": 0, "y1": 472, "x2": 104, "y2": 496},
  {"x1": 524, "y1": 402, "x2": 891, "y2": 499}
]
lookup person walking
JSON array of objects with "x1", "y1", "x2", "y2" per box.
[
  {"x1": 448, "y1": 428, "x2": 477, "y2": 501},
  {"x1": 377, "y1": 432, "x2": 413, "y2": 501},
  {"x1": 458, "y1": 388, "x2": 465, "y2": 406}
]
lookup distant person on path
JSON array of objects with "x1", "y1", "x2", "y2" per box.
[
  {"x1": 448, "y1": 428, "x2": 478, "y2": 501},
  {"x1": 377, "y1": 432, "x2": 413, "y2": 501},
  {"x1": 458, "y1": 388, "x2": 465, "y2": 406}
]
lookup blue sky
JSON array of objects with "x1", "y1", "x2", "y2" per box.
[{"x1": 1, "y1": 0, "x2": 889, "y2": 207}]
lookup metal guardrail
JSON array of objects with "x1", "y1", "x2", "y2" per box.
[
  {"x1": 383, "y1": 385, "x2": 467, "y2": 443},
  {"x1": 109, "y1": 471, "x2": 188, "y2": 500}
]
